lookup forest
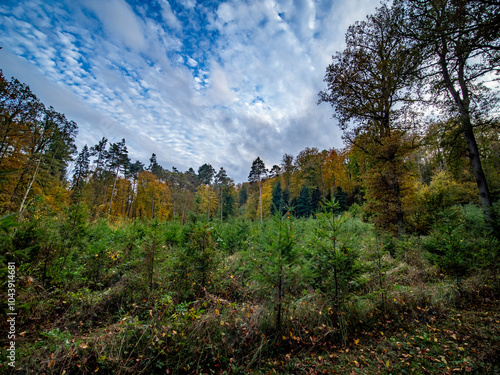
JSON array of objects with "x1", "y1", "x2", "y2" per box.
[{"x1": 1, "y1": 0, "x2": 499, "y2": 374}]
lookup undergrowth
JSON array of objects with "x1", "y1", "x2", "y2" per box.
[{"x1": 1, "y1": 203, "x2": 499, "y2": 374}]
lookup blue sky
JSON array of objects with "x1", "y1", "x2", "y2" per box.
[{"x1": 0, "y1": 0, "x2": 380, "y2": 182}]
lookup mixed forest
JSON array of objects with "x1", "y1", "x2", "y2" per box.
[{"x1": 1, "y1": 0, "x2": 500, "y2": 374}]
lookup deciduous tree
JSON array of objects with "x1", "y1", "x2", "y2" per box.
[
  {"x1": 319, "y1": 4, "x2": 420, "y2": 236},
  {"x1": 397, "y1": 0, "x2": 500, "y2": 231}
]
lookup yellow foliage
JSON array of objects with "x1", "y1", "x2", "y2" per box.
[
  {"x1": 196, "y1": 184, "x2": 219, "y2": 219},
  {"x1": 39, "y1": 180, "x2": 71, "y2": 213},
  {"x1": 135, "y1": 171, "x2": 171, "y2": 220},
  {"x1": 414, "y1": 170, "x2": 478, "y2": 209},
  {"x1": 244, "y1": 179, "x2": 273, "y2": 220},
  {"x1": 260, "y1": 178, "x2": 273, "y2": 219},
  {"x1": 108, "y1": 178, "x2": 131, "y2": 217},
  {"x1": 323, "y1": 147, "x2": 353, "y2": 196}
]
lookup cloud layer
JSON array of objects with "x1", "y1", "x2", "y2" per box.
[{"x1": 0, "y1": 0, "x2": 379, "y2": 182}]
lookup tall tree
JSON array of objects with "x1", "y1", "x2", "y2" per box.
[
  {"x1": 215, "y1": 167, "x2": 230, "y2": 220},
  {"x1": 397, "y1": 0, "x2": 500, "y2": 231},
  {"x1": 42, "y1": 106, "x2": 78, "y2": 183},
  {"x1": 295, "y1": 147, "x2": 327, "y2": 197},
  {"x1": 248, "y1": 157, "x2": 267, "y2": 222},
  {"x1": 0, "y1": 74, "x2": 77, "y2": 213},
  {"x1": 148, "y1": 153, "x2": 164, "y2": 178},
  {"x1": 269, "y1": 164, "x2": 281, "y2": 179},
  {"x1": 0, "y1": 72, "x2": 42, "y2": 169},
  {"x1": 106, "y1": 139, "x2": 129, "y2": 215},
  {"x1": 85, "y1": 137, "x2": 108, "y2": 216},
  {"x1": 281, "y1": 153, "x2": 295, "y2": 189},
  {"x1": 198, "y1": 163, "x2": 215, "y2": 220},
  {"x1": 125, "y1": 160, "x2": 144, "y2": 217},
  {"x1": 319, "y1": 4, "x2": 420, "y2": 236},
  {"x1": 72, "y1": 145, "x2": 91, "y2": 192}
]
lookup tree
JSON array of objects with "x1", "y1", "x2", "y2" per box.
[
  {"x1": 181, "y1": 168, "x2": 199, "y2": 223},
  {"x1": 311, "y1": 187, "x2": 323, "y2": 213},
  {"x1": 41, "y1": 106, "x2": 78, "y2": 183},
  {"x1": 239, "y1": 184, "x2": 248, "y2": 206},
  {"x1": 281, "y1": 153, "x2": 295, "y2": 190},
  {"x1": 271, "y1": 180, "x2": 282, "y2": 215},
  {"x1": 295, "y1": 147, "x2": 327, "y2": 197},
  {"x1": 72, "y1": 145, "x2": 91, "y2": 192},
  {"x1": 135, "y1": 171, "x2": 171, "y2": 220},
  {"x1": 88, "y1": 137, "x2": 108, "y2": 214},
  {"x1": 125, "y1": 160, "x2": 144, "y2": 217},
  {"x1": 248, "y1": 157, "x2": 267, "y2": 221},
  {"x1": 319, "y1": 4, "x2": 420, "y2": 236},
  {"x1": 106, "y1": 139, "x2": 129, "y2": 215},
  {"x1": 397, "y1": 0, "x2": 500, "y2": 231},
  {"x1": 249, "y1": 211, "x2": 297, "y2": 331},
  {"x1": 334, "y1": 186, "x2": 348, "y2": 212},
  {"x1": 215, "y1": 167, "x2": 230, "y2": 220},
  {"x1": 296, "y1": 185, "x2": 312, "y2": 218},
  {"x1": 198, "y1": 163, "x2": 215, "y2": 220},
  {"x1": 0, "y1": 72, "x2": 42, "y2": 168},
  {"x1": 0, "y1": 74, "x2": 78, "y2": 213},
  {"x1": 148, "y1": 153, "x2": 164, "y2": 178},
  {"x1": 269, "y1": 164, "x2": 281, "y2": 179}
]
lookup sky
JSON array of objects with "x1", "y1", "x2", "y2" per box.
[{"x1": 0, "y1": 0, "x2": 380, "y2": 182}]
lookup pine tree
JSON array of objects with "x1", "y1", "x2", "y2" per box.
[
  {"x1": 72, "y1": 145, "x2": 91, "y2": 191},
  {"x1": 334, "y1": 186, "x2": 348, "y2": 213},
  {"x1": 148, "y1": 153, "x2": 164, "y2": 178},
  {"x1": 271, "y1": 180, "x2": 282, "y2": 215},
  {"x1": 106, "y1": 139, "x2": 129, "y2": 215},
  {"x1": 248, "y1": 157, "x2": 267, "y2": 221},
  {"x1": 311, "y1": 187, "x2": 323, "y2": 213},
  {"x1": 296, "y1": 185, "x2": 312, "y2": 218}
]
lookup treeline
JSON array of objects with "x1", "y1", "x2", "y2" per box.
[{"x1": 2, "y1": 66, "x2": 499, "y2": 236}]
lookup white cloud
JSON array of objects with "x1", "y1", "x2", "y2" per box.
[
  {"x1": 83, "y1": 0, "x2": 147, "y2": 51},
  {"x1": 0, "y1": 0, "x2": 381, "y2": 182},
  {"x1": 159, "y1": 0, "x2": 182, "y2": 31}
]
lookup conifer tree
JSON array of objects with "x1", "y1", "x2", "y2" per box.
[
  {"x1": 296, "y1": 185, "x2": 312, "y2": 218},
  {"x1": 248, "y1": 157, "x2": 267, "y2": 221},
  {"x1": 271, "y1": 180, "x2": 282, "y2": 215},
  {"x1": 106, "y1": 139, "x2": 129, "y2": 215},
  {"x1": 72, "y1": 145, "x2": 91, "y2": 191}
]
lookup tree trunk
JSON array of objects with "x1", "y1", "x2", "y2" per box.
[
  {"x1": 220, "y1": 187, "x2": 223, "y2": 221},
  {"x1": 108, "y1": 165, "x2": 120, "y2": 215},
  {"x1": 18, "y1": 156, "x2": 42, "y2": 214},
  {"x1": 438, "y1": 50, "x2": 496, "y2": 231},
  {"x1": 182, "y1": 191, "x2": 188, "y2": 224},
  {"x1": 208, "y1": 184, "x2": 211, "y2": 220},
  {"x1": 259, "y1": 176, "x2": 263, "y2": 222}
]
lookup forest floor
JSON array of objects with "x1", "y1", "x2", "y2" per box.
[
  {"x1": 4, "y1": 287, "x2": 499, "y2": 374},
  {"x1": 251, "y1": 299, "x2": 500, "y2": 374}
]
